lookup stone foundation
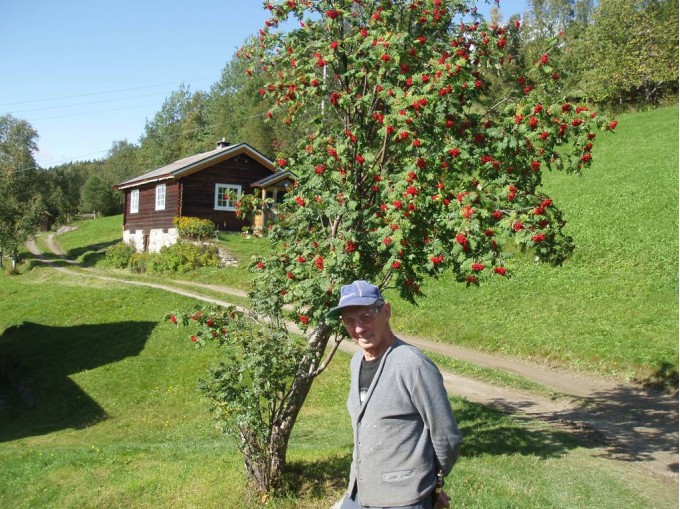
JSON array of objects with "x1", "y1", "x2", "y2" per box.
[{"x1": 123, "y1": 228, "x2": 179, "y2": 253}]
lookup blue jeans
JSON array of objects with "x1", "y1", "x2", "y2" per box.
[{"x1": 339, "y1": 492, "x2": 433, "y2": 509}]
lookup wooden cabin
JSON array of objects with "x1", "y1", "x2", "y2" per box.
[{"x1": 114, "y1": 141, "x2": 294, "y2": 253}]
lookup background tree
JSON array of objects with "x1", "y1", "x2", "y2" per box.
[
  {"x1": 571, "y1": 0, "x2": 679, "y2": 107},
  {"x1": 80, "y1": 170, "x2": 119, "y2": 217},
  {"x1": 175, "y1": 0, "x2": 614, "y2": 494},
  {"x1": 0, "y1": 114, "x2": 44, "y2": 271},
  {"x1": 36, "y1": 163, "x2": 88, "y2": 225},
  {"x1": 103, "y1": 140, "x2": 142, "y2": 183},
  {"x1": 205, "y1": 57, "x2": 279, "y2": 156},
  {"x1": 205, "y1": 54, "x2": 317, "y2": 157},
  {"x1": 96, "y1": 139, "x2": 143, "y2": 213},
  {"x1": 137, "y1": 84, "x2": 211, "y2": 168},
  {"x1": 519, "y1": 0, "x2": 597, "y2": 98}
]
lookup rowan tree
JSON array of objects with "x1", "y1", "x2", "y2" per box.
[{"x1": 174, "y1": 0, "x2": 615, "y2": 494}]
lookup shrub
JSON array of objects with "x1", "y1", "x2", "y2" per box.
[
  {"x1": 150, "y1": 241, "x2": 221, "y2": 273},
  {"x1": 105, "y1": 242, "x2": 135, "y2": 269},
  {"x1": 174, "y1": 217, "x2": 216, "y2": 240},
  {"x1": 129, "y1": 252, "x2": 152, "y2": 273}
]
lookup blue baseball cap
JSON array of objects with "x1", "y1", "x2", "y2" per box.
[{"x1": 326, "y1": 280, "x2": 384, "y2": 319}]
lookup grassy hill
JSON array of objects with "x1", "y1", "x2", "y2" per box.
[
  {"x1": 1, "y1": 106, "x2": 676, "y2": 508},
  {"x1": 390, "y1": 106, "x2": 678, "y2": 385}
]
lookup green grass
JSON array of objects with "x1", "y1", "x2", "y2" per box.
[
  {"x1": 0, "y1": 267, "x2": 676, "y2": 508},
  {"x1": 54, "y1": 216, "x2": 125, "y2": 264}
]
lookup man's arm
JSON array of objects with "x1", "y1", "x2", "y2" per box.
[{"x1": 412, "y1": 357, "x2": 463, "y2": 475}]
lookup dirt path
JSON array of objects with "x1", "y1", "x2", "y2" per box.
[{"x1": 26, "y1": 236, "x2": 679, "y2": 484}]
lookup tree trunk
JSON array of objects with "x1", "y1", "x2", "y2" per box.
[{"x1": 243, "y1": 323, "x2": 334, "y2": 494}]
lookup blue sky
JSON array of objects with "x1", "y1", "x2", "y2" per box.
[{"x1": 0, "y1": 0, "x2": 528, "y2": 168}]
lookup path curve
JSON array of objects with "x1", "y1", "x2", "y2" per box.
[{"x1": 25, "y1": 236, "x2": 679, "y2": 484}]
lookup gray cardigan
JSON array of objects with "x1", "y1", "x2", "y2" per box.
[{"x1": 346, "y1": 338, "x2": 463, "y2": 507}]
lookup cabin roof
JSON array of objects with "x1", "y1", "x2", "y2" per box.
[
  {"x1": 250, "y1": 170, "x2": 296, "y2": 188},
  {"x1": 115, "y1": 142, "x2": 277, "y2": 190}
]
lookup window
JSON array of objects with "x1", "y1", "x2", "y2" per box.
[
  {"x1": 130, "y1": 189, "x2": 139, "y2": 214},
  {"x1": 265, "y1": 189, "x2": 287, "y2": 207},
  {"x1": 214, "y1": 183, "x2": 242, "y2": 211},
  {"x1": 155, "y1": 184, "x2": 166, "y2": 210}
]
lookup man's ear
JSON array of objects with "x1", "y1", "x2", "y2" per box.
[{"x1": 383, "y1": 302, "x2": 392, "y2": 320}]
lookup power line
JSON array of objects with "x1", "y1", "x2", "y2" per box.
[
  {"x1": 5, "y1": 76, "x2": 225, "y2": 167},
  {"x1": 0, "y1": 78, "x2": 218, "y2": 108},
  {"x1": 29, "y1": 111, "x2": 269, "y2": 169},
  {"x1": 30, "y1": 102, "x2": 167, "y2": 122},
  {"x1": 8, "y1": 92, "x2": 171, "y2": 115}
]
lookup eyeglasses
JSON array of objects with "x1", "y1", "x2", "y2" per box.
[{"x1": 341, "y1": 305, "x2": 384, "y2": 328}]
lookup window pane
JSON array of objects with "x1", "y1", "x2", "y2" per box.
[
  {"x1": 155, "y1": 184, "x2": 166, "y2": 210},
  {"x1": 130, "y1": 189, "x2": 139, "y2": 213},
  {"x1": 214, "y1": 184, "x2": 241, "y2": 211}
]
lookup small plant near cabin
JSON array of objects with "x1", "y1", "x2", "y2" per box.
[
  {"x1": 174, "y1": 216, "x2": 216, "y2": 240},
  {"x1": 128, "y1": 252, "x2": 152, "y2": 273},
  {"x1": 150, "y1": 241, "x2": 221, "y2": 273},
  {"x1": 104, "y1": 241, "x2": 136, "y2": 269}
]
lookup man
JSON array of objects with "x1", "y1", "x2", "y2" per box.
[{"x1": 327, "y1": 280, "x2": 463, "y2": 509}]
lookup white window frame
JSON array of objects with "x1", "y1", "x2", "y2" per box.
[
  {"x1": 155, "y1": 184, "x2": 166, "y2": 211},
  {"x1": 130, "y1": 189, "x2": 139, "y2": 214},
  {"x1": 214, "y1": 183, "x2": 242, "y2": 211}
]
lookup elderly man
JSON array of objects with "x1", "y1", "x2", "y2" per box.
[{"x1": 327, "y1": 280, "x2": 463, "y2": 509}]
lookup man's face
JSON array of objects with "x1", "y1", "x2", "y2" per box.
[{"x1": 341, "y1": 302, "x2": 392, "y2": 356}]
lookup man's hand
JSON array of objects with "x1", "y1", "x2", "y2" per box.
[{"x1": 434, "y1": 489, "x2": 452, "y2": 509}]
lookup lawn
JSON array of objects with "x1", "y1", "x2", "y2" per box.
[{"x1": 0, "y1": 268, "x2": 676, "y2": 508}]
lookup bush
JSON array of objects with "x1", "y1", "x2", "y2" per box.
[
  {"x1": 129, "y1": 252, "x2": 152, "y2": 273},
  {"x1": 105, "y1": 242, "x2": 136, "y2": 269},
  {"x1": 149, "y1": 241, "x2": 221, "y2": 273},
  {"x1": 106, "y1": 238, "x2": 222, "y2": 274},
  {"x1": 174, "y1": 217, "x2": 216, "y2": 240}
]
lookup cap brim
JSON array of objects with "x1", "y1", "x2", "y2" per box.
[{"x1": 325, "y1": 297, "x2": 383, "y2": 319}]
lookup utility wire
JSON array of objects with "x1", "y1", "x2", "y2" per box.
[
  {"x1": 27, "y1": 111, "x2": 269, "y2": 170},
  {"x1": 30, "y1": 102, "x2": 169, "y2": 122},
  {"x1": 0, "y1": 78, "x2": 217, "y2": 107},
  {"x1": 8, "y1": 92, "x2": 172, "y2": 115}
]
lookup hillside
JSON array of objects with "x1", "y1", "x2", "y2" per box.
[{"x1": 388, "y1": 105, "x2": 679, "y2": 385}]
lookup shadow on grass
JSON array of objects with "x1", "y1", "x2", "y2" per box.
[
  {"x1": 24, "y1": 250, "x2": 75, "y2": 272},
  {"x1": 72, "y1": 239, "x2": 120, "y2": 267},
  {"x1": 454, "y1": 401, "x2": 587, "y2": 461},
  {"x1": 0, "y1": 320, "x2": 155, "y2": 442},
  {"x1": 25, "y1": 238, "x2": 119, "y2": 269},
  {"x1": 460, "y1": 385, "x2": 678, "y2": 476},
  {"x1": 642, "y1": 360, "x2": 679, "y2": 392},
  {"x1": 551, "y1": 385, "x2": 679, "y2": 475},
  {"x1": 283, "y1": 452, "x2": 353, "y2": 501}
]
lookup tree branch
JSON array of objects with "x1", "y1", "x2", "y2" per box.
[{"x1": 310, "y1": 332, "x2": 344, "y2": 377}]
